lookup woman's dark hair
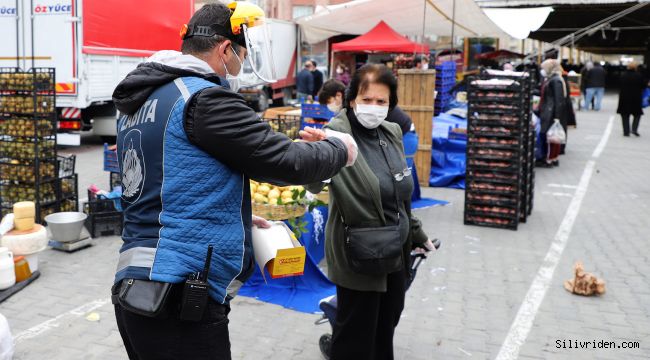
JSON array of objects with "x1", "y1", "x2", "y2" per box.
[
  {"x1": 345, "y1": 64, "x2": 398, "y2": 109},
  {"x1": 318, "y1": 79, "x2": 346, "y2": 105}
]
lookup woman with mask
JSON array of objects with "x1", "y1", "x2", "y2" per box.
[
  {"x1": 303, "y1": 64, "x2": 435, "y2": 359},
  {"x1": 318, "y1": 79, "x2": 346, "y2": 114},
  {"x1": 335, "y1": 64, "x2": 351, "y2": 86},
  {"x1": 538, "y1": 59, "x2": 571, "y2": 167}
]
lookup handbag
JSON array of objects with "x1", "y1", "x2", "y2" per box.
[
  {"x1": 341, "y1": 131, "x2": 405, "y2": 275},
  {"x1": 111, "y1": 279, "x2": 173, "y2": 318}
]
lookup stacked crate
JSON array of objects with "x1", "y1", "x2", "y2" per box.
[
  {"x1": 434, "y1": 61, "x2": 457, "y2": 116},
  {"x1": 482, "y1": 70, "x2": 536, "y2": 222},
  {"x1": 464, "y1": 76, "x2": 528, "y2": 230},
  {"x1": 397, "y1": 69, "x2": 436, "y2": 187},
  {"x1": 0, "y1": 68, "x2": 78, "y2": 222}
]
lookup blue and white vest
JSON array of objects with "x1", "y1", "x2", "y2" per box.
[{"x1": 115, "y1": 77, "x2": 253, "y2": 304}]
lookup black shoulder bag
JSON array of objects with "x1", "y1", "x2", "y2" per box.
[{"x1": 341, "y1": 131, "x2": 405, "y2": 275}]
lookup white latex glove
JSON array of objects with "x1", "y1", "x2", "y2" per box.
[
  {"x1": 324, "y1": 129, "x2": 358, "y2": 167},
  {"x1": 0, "y1": 213, "x2": 14, "y2": 237},
  {"x1": 252, "y1": 215, "x2": 271, "y2": 229}
]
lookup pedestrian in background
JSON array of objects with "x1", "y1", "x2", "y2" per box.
[
  {"x1": 335, "y1": 63, "x2": 351, "y2": 86},
  {"x1": 585, "y1": 62, "x2": 607, "y2": 111},
  {"x1": 311, "y1": 60, "x2": 324, "y2": 98},
  {"x1": 318, "y1": 79, "x2": 346, "y2": 114},
  {"x1": 297, "y1": 60, "x2": 314, "y2": 102},
  {"x1": 305, "y1": 64, "x2": 435, "y2": 360},
  {"x1": 580, "y1": 61, "x2": 593, "y2": 110},
  {"x1": 617, "y1": 62, "x2": 646, "y2": 136},
  {"x1": 539, "y1": 59, "x2": 571, "y2": 167}
]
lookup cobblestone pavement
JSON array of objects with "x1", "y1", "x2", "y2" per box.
[{"x1": 1, "y1": 95, "x2": 649, "y2": 359}]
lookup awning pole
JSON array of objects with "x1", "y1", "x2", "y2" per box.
[{"x1": 450, "y1": 0, "x2": 456, "y2": 54}]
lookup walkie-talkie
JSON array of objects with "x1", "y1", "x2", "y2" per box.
[{"x1": 180, "y1": 245, "x2": 213, "y2": 321}]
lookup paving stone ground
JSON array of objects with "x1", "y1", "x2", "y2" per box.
[{"x1": 1, "y1": 94, "x2": 649, "y2": 359}]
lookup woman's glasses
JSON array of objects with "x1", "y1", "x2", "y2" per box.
[{"x1": 393, "y1": 167, "x2": 412, "y2": 182}]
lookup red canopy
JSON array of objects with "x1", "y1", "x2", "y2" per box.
[
  {"x1": 332, "y1": 21, "x2": 429, "y2": 54},
  {"x1": 475, "y1": 50, "x2": 525, "y2": 60}
]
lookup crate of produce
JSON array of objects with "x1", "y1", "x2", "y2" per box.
[
  {"x1": 263, "y1": 114, "x2": 301, "y2": 139},
  {"x1": 103, "y1": 143, "x2": 119, "y2": 173},
  {"x1": 300, "y1": 103, "x2": 335, "y2": 120}
]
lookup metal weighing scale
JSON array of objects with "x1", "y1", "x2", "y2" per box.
[
  {"x1": 49, "y1": 231, "x2": 93, "y2": 252},
  {"x1": 45, "y1": 212, "x2": 94, "y2": 252}
]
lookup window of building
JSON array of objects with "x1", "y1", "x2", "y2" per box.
[{"x1": 292, "y1": 5, "x2": 314, "y2": 19}]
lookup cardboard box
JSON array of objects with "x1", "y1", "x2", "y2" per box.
[{"x1": 252, "y1": 222, "x2": 306, "y2": 279}]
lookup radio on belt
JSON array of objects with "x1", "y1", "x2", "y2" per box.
[{"x1": 180, "y1": 245, "x2": 213, "y2": 321}]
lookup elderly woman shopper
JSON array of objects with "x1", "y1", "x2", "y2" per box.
[
  {"x1": 539, "y1": 59, "x2": 572, "y2": 166},
  {"x1": 617, "y1": 62, "x2": 646, "y2": 136},
  {"x1": 303, "y1": 64, "x2": 435, "y2": 360}
]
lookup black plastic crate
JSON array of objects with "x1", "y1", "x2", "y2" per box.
[
  {"x1": 86, "y1": 190, "x2": 119, "y2": 213},
  {"x1": 58, "y1": 154, "x2": 76, "y2": 177},
  {"x1": 464, "y1": 215, "x2": 518, "y2": 231},
  {"x1": 84, "y1": 211, "x2": 123, "y2": 238}
]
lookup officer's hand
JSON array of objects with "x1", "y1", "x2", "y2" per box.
[
  {"x1": 252, "y1": 215, "x2": 272, "y2": 228},
  {"x1": 324, "y1": 129, "x2": 358, "y2": 167},
  {"x1": 299, "y1": 127, "x2": 327, "y2": 142}
]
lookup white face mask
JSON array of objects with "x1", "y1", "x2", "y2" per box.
[
  {"x1": 336, "y1": 68, "x2": 343, "y2": 74},
  {"x1": 421, "y1": 63, "x2": 429, "y2": 70},
  {"x1": 327, "y1": 102, "x2": 342, "y2": 113},
  {"x1": 221, "y1": 45, "x2": 244, "y2": 91},
  {"x1": 354, "y1": 104, "x2": 388, "y2": 129},
  {"x1": 540, "y1": 69, "x2": 547, "y2": 78}
]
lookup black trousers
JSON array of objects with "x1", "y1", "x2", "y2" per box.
[
  {"x1": 330, "y1": 269, "x2": 407, "y2": 360},
  {"x1": 113, "y1": 283, "x2": 231, "y2": 360},
  {"x1": 621, "y1": 113, "x2": 641, "y2": 135}
]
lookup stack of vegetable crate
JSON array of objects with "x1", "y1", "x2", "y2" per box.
[
  {"x1": 0, "y1": 68, "x2": 78, "y2": 222},
  {"x1": 481, "y1": 69, "x2": 536, "y2": 222},
  {"x1": 464, "y1": 75, "x2": 528, "y2": 230},
  {"x1": 434, "y1": 61, "x2": 457, "y2": 116}
]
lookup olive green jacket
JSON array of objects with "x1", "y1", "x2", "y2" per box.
[{"x1": 306, "y1": 111, "x2": 428, "y2": 292}]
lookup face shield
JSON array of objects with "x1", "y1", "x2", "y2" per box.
[{"x1": 228, "y1": 2, "x2": 277, "y2": 87}]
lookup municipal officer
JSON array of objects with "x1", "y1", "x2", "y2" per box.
[{"x1": 111, "y1": 3, "x2": 357, "y2": 359}]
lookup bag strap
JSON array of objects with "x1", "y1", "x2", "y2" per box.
[{"x1": 376, "y1": 130, "x2": 402, "y2": 224}]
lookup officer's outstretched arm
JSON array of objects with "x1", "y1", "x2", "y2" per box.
[{"x1": 184, "y1": 87, "x2": 348, "y2": 185}]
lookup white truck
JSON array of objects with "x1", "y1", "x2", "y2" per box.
[
  {"x1": 239, "y1": 19, "x2": 298, "y2": 112},
  {"x1": 0, "y1": 0, "x2": 194, "y2": 145}
]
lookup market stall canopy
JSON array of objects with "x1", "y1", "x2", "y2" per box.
[
  {"x1": 475, "y1": 49, "x2": 525, "y2": 60},
  {"x1": 331, "y1": 21, "x2": 429, "y2": 53},
  {"x1": 296, "y1": 0, "x2": 511, "y2": 45},
  {"x1": 478, "y1": 0, "x2": 650, "y2": 55}
]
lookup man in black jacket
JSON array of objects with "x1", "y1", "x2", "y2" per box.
[
  {"x1": 111, "y1": 3, "x2": 357, "y2": 359},
  {"x1": 585, "y1": 62, "x2": 607, "y2": 111},
  {"x1": 311, "y1": 60, "x2": 324, "y2": 98},
  {"x1": 297, "y1": 61, "x2": 314, "y2": 102}
]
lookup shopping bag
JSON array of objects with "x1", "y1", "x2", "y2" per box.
[
  {"x1": 546, "y1": 119, "x2": 567, "y2": 144},
  {"x1": 642, "y1": 88, "x2": 650, "y2": 108}
]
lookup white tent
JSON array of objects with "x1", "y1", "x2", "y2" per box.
[
  {"x1": 482, "y1": 7, "x2": 554, "y2": 40},
  {"x1": 296, "y1": 0, "x2": 512, "y2": 44}
]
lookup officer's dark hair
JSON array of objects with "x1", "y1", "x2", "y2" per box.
[
  {"x1": 345, "y1": 64, "x2": 398, "y2": 110},
  {"x1": 318, "y1": 79, "x2": 346, "y2": 105},
  {"x1": 181, "y1": 3, "x2": 241, "y2": 55}
]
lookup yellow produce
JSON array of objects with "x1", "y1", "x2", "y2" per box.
[
  {"x1": 250, "y1": 183, "x2": 257, "y2": 193},
  {"x1": 253, "y1": 193, "x2": 268, "y2": 204},
  {"x1": 269, "y1": 198, "x2": 278, "y2": 205},
  {"x1": 281, "y1": 197, "x2": 294, "y2": 204},
  {"x1": 268, "y1": 188, "x2": 280, "y2": 199},
  {"x1": 281, "y1": 190, "x2": 293, "y2": 199},
  {"x1": 257, "y1": 185, "x2": 270, "y2": 195}
]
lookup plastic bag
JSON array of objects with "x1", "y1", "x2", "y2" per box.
[
  {"x1": 0, "y1": 313, "x2": 13, "y2": 360},
  {"x1": 642, "y1": 88, "x2": 650, "y2": 108},
  {"x1": 547, "y1": 119, "x2": 566, "y2": 144}
]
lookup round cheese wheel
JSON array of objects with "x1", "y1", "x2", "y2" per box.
[
  {"x1": 1, "y1": 224, "x2": 48, "y2": 255},
  {"x1": 14, "y1": 217, "x2": 35, "y2": 231},
  {"x1": 13, "y1": 201, "x2": 35, "y2": 219}
]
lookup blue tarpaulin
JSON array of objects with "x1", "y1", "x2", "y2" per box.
[{"x1": 429, "y1": 113, "x2": 467, "y2": 189}]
